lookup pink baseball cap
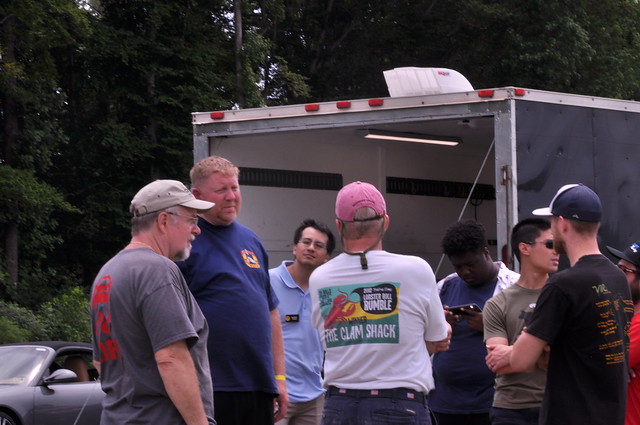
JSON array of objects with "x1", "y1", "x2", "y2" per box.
[{"x1": 335, "y1": 181, "x2": 386, "y2": 222}]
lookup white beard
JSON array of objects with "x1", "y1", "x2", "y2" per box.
[{"x1": 173, "y1": 242, "x2": 193, "y2": 262}]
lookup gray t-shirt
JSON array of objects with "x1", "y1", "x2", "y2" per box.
[{"x1": 91, "y1": 248, "x2": 214, "y2": 424}]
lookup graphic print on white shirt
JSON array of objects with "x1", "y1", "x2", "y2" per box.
[{"x1": 317, "y1": 282, "x2": 399, "y2": 347}]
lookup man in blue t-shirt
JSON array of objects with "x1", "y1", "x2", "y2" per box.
[
  {"x1": 269, "y1": 219, "x2": 335, "y2": 425},
  {"x1": 431, "y1": 219, "x2": 518, "y2": 425},
  {"x1": 178, "y1": 156, "x2": 288, "y2": 425}
]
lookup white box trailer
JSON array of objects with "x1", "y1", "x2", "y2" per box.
[{"x1": 192, "y1": 86, "x2": 640, "y2": 278}]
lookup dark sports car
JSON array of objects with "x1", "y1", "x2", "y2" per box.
[{"x1": 0, "y1": 341, "x2": 103, "y2": 425}]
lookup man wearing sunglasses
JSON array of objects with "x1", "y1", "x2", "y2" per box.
[
  {"x1": 269, "y1": 219, "x2": 335, "y2": 425},
  {"x1": 483, "y1": 218, "x2": 559, "y2": 425},
  {"x1": 510, "y1": 184, "x2": 633, "y2": 425},
  {"x1": 607, "y1": 240, "x2": 640, "y2": 425}
]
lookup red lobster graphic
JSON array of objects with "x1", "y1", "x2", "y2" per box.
[{"x1": 325, "y1": 290, "x2": 357, "y2": 328}]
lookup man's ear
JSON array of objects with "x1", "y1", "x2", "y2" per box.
[
  {"x1": 192, "y1": 187, "x2": 201, "y2": 199},
  {"x1": 518, "y1": 242, "x2": 531, "y2": 257},
  {"x1": 556, "y1": 216, "x2": 568, "y2": 233},
  {"x1": 156, "y1": 211, "x2": 170, "y2": 234}
]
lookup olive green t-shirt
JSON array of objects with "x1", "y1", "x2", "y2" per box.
[{"x1": 483, "y1": 284, "x2": 546, "y2": 408}]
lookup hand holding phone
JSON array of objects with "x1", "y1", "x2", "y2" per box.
[{"x1": 447, "y1": 303, "x2": 482, "y2": 315}]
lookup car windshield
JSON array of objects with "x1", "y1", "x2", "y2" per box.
[{"x1": 0, "y1": 346, "x2": 50, "y2": 385}]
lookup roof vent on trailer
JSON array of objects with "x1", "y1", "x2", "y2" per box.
[{"x1": 383, "y1": 67, "x2": 474, "y2": 97}]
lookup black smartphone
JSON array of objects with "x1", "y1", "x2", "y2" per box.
[{"x1": 447, "y1": 303, "x2": 482, "y2": 315}]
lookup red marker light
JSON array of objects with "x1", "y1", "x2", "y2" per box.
[
  {"x1": 514, "y1": 88, "x2": 526, "y2": 96},
  {"x1": 336, "y1": 101, "x2": 351, "y2": 109},
  {"x1": 368, "y1": 98, "x2": 384, "y2": 107},
  {"x1": 305, "y1": 104, "x2": 320, "y2": 112},
  {"x1": 210, "y1": 112, "x2": 224, "y2": 120},
  {"x1": 478, "y1": 90, "x2": 494, "y2": 98}
]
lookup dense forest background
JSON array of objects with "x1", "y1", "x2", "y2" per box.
[{"x1": 2, "y1": 0, "x2": 640, "y2": 341}]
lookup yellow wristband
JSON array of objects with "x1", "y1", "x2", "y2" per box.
[{"x1": 275, "y1": 374, "x2": 286, "y2": 381}]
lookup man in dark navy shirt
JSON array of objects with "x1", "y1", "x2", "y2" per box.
[{"x1": 430, "y1": 219, "x2": 518, "y2": 425}]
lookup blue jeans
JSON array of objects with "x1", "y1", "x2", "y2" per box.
[
  {"x1": 321, "y1": 388, "x2": 431, "y2": 425},
  {"x1": 490, "y1": 406, "x2": 540, "y2": 425}
]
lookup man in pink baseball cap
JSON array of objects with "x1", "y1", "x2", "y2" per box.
[
  {"x1": 309, "y1": 181, "x2": 451, "y2": 425},
  {"x1": 335, "y1": 181, "x2": 386, "y2": 222},
  {"x1": 334, "y1": 181, "x2": 387, "y2": 269}
]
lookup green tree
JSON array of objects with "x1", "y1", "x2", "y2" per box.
[
  {"x1": 0, "y1": 0, "x2": 89, "y2": 307},
  {"x1": 39, "y1": 286, "x2": 91, "y2": 342},
  {"x1": 0, "y1": 317, "x2": 31, "y2": 344},
  {"x1": 0, "y1": 299, "x2": 48, "y2": 343},
  {"x1": 48, "y1": 0, "x2": 236, "y2": 286},
  {"x1": 437, "y1": 0, "x2": 640, "y2": 98},
  {"x1": 262, "y1": 0, "x2": 640, "y2": 102},
  {"x1": 0, "y1": 167, "x2": 80, "y2": 308}
]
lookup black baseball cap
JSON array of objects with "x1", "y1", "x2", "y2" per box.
[
  {"x1": 607, "y1": 241, "x2": 640, "y2": 268},
  {"x1": 532, "y1": 183, "x2": 602, "y2": 222}
]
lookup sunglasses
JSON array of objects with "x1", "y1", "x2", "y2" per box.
[
  {"x1": 526, "y1": 239, "x2": 554, "y2": 250},
  {"x1": 618, "y1": 263, "x2": 639, "y2": 275}
]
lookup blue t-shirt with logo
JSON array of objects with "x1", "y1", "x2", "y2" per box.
[{"x1": 178, "y1": 219, "x2": 279, "y2": 394}]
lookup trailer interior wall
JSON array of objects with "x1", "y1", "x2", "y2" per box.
[
  {"x1": 514, "y1": 101, "x2": 640, "y2": 261},
  {"x1": 200, "y1": 113, "x2": 500, "y2": 280}
]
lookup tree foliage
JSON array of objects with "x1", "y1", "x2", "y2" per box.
[
  {"x1": 48, "y1": 0, "x2": 237, "y2": 287},
  {"x1": 0, "y1": 0, "x2": 88, "y2": 307},
  {"x1": 260, "y1": 0, "x2": 640, "y2": 102},
  {"x1": 39, "y1": 286, "x2": 91, "y2": 343},
  {"x1": 0, "y1": 300, "x2": 48, "y2": 343},
  {"x1": 0, "y1": 287, "x2": 90, "y2": 343},
  {"x1": 0, "y1": 165, "x2": 80, "y2": 308}
]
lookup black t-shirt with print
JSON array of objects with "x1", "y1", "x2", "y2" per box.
[{"x1": 526, "y1": 254, "x2": 633, "y2": 425}]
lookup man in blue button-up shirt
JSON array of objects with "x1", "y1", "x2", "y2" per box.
[{"x1": 269, "y1": 219, "x2": 335, "y2": 425}]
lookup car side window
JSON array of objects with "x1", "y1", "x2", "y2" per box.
[{"x1": 55, "y1": 352, "x2": 98, "y2": 383}]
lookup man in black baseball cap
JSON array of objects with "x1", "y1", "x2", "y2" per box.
[
  {"x1": 532, "y1": 183, "x2": 602, "y2": 222},
  {"x1": 531, "y1": 183, "x2": 602, "y2": 255},
  {"x1": 509, "y1": 183, "x2": 633, "y2": 425},
  {"x1": 607, "y1": 240, "x2": 640, "y2": 296}
]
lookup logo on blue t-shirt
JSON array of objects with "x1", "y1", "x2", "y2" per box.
[{"x1": 241, "y1": 249, "x2": 261, "y2": 268}]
